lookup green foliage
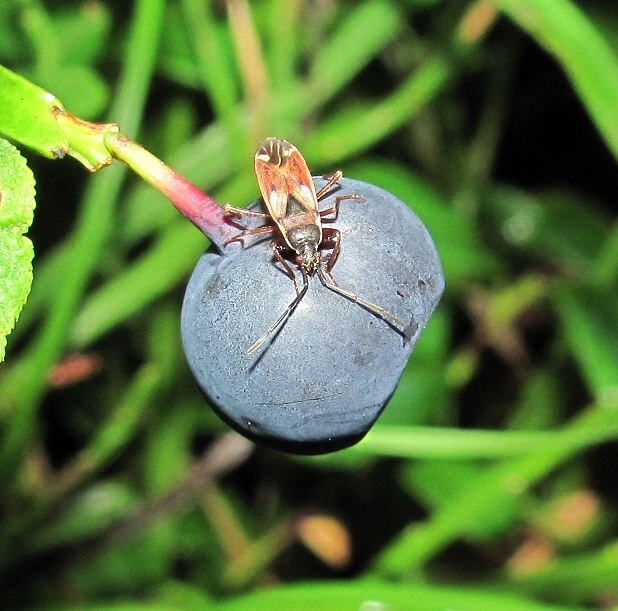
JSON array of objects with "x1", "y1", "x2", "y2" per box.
[
  {"x1": 0, "y1": 0, "x2": 617, "y2": 609},
  {"x1": 0, "y1": 138, "x2": 35, "y2": 362}
]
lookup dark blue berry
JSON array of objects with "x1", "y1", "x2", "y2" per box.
[{"x1": 181, "y1": 178, "x2": 444, "y2": 454}]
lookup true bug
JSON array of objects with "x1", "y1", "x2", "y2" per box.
[{"x1": 224, "y1": 138, "x2": 415, "y2": 354}]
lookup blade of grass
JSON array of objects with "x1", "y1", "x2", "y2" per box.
[
  {"x1": 50, "y1": 363, "x2": 162, "y2": 500},
  {"x1": 373, "y1": 402, "x2": 618, "y2": 577},
  {"x1": 593, "y1": 220, "x2": 618, "y2": 286},
  {"x1": 553, "y1": 284, "x2": 618, "y2": 402},
  {"x1": 226, "y1": 0, "x2": 270, "y2": 143},
  {"x1": 210, "y1": 579, "x2": 583, "y2": 611},
  {"x1": 304, "y1": 55, "x2": 451, "y2": 164},
  {"x1": 493, "y1": 0, "x2": 618, "y2": 161},
  {"x1": 507, "y1": 540, "x2": 618, "y2": 603},
  {"x1": 350, "y1": 420, "x2": 618, "y2": 459},
  {"x1": 68, "y1": 220, "x2": 206, "y2": 348},
  {"x1": 305, "y1": 0, "x2": 403, "y2": 105},
  {"x1": 180, "y1": 0, "x2": 239, "y2": 118},
  {"x1": 180, "y1": 0, "x2": 244, "y2": 156},
  {"x1": 264, "y1": 0, "x2": 301, "y2": 92}
]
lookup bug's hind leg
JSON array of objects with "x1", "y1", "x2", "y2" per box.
[
  {"x1": 316, "y1": 266, "x2": 417, "y2": 342},
  {"x1": 316, "y1": 171, "x2": 364, "y2": 219},
  {"x1": 223, "y1": 204, "x2": 271, "y2": 219},
  {"x1": 315, "y1": 171, "x2": 343, "y2": 200}
]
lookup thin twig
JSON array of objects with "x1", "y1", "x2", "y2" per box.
[{"x1": 106, "y1": 433, "x2": 254, "y2": 544}]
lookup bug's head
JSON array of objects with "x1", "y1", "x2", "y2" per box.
[
  {"x1": 297, "y1": 243, "x2": 320, "y2": 274},
  {"x1": 287, "y1": 225, "x2": 321, "y2": 274}
]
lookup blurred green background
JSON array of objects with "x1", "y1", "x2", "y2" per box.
[{"x1": 1, "y1": 0, "x2": 618, "y2": 609}]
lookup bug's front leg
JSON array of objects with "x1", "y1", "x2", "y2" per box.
[
  {"x1": 246, "y1": 268, "x2": 309, "y2": 355},
  {"x1": 271, "y1": 238, "x2": 302, "y2": 295}
]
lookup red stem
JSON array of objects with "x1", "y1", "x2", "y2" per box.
[{"x1": 105, "y1": 133, "x2": 237, "y2": 252}]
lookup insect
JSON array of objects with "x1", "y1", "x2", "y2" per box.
[{"x1": 223, "y1": 137, "x2": 415, "y2": 354}]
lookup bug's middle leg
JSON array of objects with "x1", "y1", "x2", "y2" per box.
[
  {"x1": 319, "y1": 193, "x2": 364, "y2": 220},
  {"x1": 223, "y1": 223, "x2": 276, "y2": 246},
  {"x1": 321, "y1": 228, "x2": 342, "y2": 273}
]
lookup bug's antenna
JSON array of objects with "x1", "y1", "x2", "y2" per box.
[
  {"x1": 317, "y1": 268, "x2": 416, "y2": 342},
  {"x1": 247, "y1": 269, "x2": 310, "y2": 355}
]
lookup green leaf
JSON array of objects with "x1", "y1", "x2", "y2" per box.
[
  {"x1": 0, "y1": 138, "x2": 35, "y2": 362},
  {"x1": 0, "y1": 64, "x2": 115, "y2": 169}
]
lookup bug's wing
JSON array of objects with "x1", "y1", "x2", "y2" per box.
[
  {"x1": 255, "y1": 138, "x2": 320, "y2": 218},
  {"x1": 284, "y1": 147, "x2": 319, "y2": 213},
  {"x1": 254, "y1": 156, "x2": 291, "y2": 219}
]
